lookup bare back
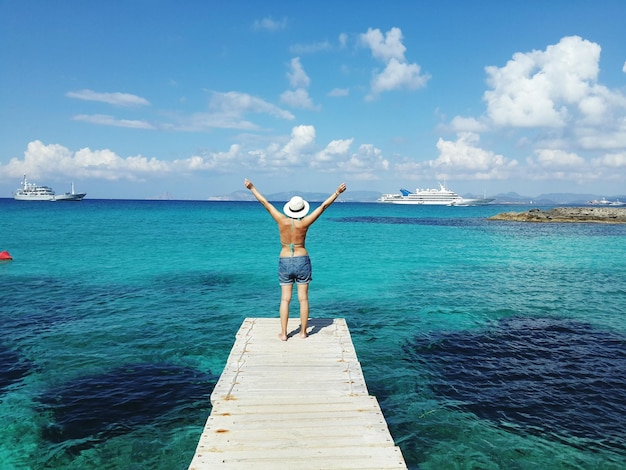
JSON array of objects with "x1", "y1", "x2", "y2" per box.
[{"x1": 278, "y1": 216, "x2": 310, "y2": 257}]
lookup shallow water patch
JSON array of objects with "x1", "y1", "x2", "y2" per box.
[{"x1": 405, "y1": 316, "x2": 626, "y2": 451}]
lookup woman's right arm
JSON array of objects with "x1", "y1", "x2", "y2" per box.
[{"x1": 244, "y1": 178, "x2": 283, "y2": 221}]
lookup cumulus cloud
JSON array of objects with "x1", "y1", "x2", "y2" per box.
[
  {"x1": 431, "y1": 132, "x2": 518, "y2": 180},
  {"x1": 280, "y1": 58, "x2": 320, "y2": 110},
  {"x1": 313, "y1": 138, "x2": 354, "y2": 164},
  {"x1": 438, "y1": 35, "x2": 626, "y2": 186},
  {"x1": 360, "y1": 27, "x2": 407, "y2": 62},
  {"x1": 281, "y1": 125, "x2": 316, "y2": 160},
  {"x1": 66, "y1": 89, "x2": 150, "y2": 106},
  {"x1": 0, "y1": 140, "x2": 169, "y2": 181},
  {"x1": 360, "y1": 27, "x2": 430, "y2": 100},
  {"x1": 370, "y1": 58, "x2": 429, "y2": 95},
  {"x1": 484, "y1": 36, "x2": 607, "y2": 128}
]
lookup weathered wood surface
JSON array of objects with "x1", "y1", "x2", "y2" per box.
[{"x1": 189, "y1": 317, "x2": 407, "y2": 469}]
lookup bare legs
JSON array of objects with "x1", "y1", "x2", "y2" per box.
[
  {"x1": 297, "y1": 283, "x2": 309, "y2": 338},
  {"x1": 279, "y1": 285, "x2": 292, "y2": 341},
  {"x1": 278, "y1": 283, "x2": 310, "y2": 340}
]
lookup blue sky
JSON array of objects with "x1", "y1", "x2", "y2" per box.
[{"x1": 1, "y1": 0, "x2": 626, "y2": 200}]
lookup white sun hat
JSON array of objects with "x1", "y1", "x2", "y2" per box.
[{"x1": 283, "y1": 196, "x2": 310, "y2": 218}]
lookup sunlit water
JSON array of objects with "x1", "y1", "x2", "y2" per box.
[{"x1": 1, "y1": 199, "x2": 625, "y2": 469}]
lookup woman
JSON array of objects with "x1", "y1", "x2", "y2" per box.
[{"x1": 244, "y1": 178, "x2": 347, "y2": 340}]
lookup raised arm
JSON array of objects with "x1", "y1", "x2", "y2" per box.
[
  {"x1": 244, "y1": 178, "x2": 283, "y2": 221},
  {"x1": 303, "y1": 182, "x2": 346, "y2": 226}
]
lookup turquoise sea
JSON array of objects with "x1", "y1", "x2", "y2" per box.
[{"x1": 1, "y1": 198, "x2": 625, "y2": 469}]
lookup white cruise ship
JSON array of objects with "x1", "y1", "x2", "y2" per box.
[
  {"x1": 378, "y1": 183, "x2": 493, "y2": 206},
  {"x1": 13, "y1": 175, "x2": 86, "y2": 201}
]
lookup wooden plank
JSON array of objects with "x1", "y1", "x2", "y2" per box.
[{"x1": 189, "y1": 318, "x2": 407, "y2": 469}]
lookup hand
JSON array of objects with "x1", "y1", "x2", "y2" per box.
[
  {"x1": 336, "y1": 182, "x2": 346, "y2": 194},
  {"x1": 244, "y1": 178, "x2": 253, "y2": 189}
]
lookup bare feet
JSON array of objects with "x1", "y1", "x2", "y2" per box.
[
  {"x1": 300, "y1": 331, "x2": 308, "y2": 339},
  {"x1": 278, "y1": 333, "x2": 288, "y2": 341}
]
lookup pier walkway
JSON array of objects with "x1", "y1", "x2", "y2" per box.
[{"x1": 189, "y1": 317, "x2": 407, "y2": 469}]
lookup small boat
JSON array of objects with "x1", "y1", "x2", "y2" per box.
[
  {"x1": 13, "y1": 175, "x2": 86, "y2": 201},
  {"x1": 378, "y1": 182, "x2": 494, "y2": 206},
  {"x1": 587, "y1": 197, "x2": 626, "y2": 206},
  {"x1": 0, "y1": 251, "x2": 12, "y2": 261}
]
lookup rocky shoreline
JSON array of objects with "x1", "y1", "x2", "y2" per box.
[{"x1": 489, "y1": 207, "x2": 626, "y2": 224}]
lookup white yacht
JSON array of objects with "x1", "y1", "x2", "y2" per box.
[
  {"x1": 378, "y1": 182, "x2": 493, "y2": 206},
  {"x1": 13, "y1": 175, "x2": 86, "y2": 201}
]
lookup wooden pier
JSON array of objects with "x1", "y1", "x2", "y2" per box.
[{"x1": 189, "y1": 317, "x2": 407, "y2": 469}]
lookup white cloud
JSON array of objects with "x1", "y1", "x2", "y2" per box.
[
  {"x1": 530, "y1": 149, "x2": 585, "y2": 168},
  {"x1": 592, "y1": 152, "x2": 626, "y2": 168},
  {"x1": 66, "y1": 89, "x2": 150, "y2": 106},
  {"x1": 337, "y1": 144, "x2": 389, "y2": 180},
  {"x1": 280, "y1": 58, "x2": 319, "y2": 110},
  {"x1": 449, "y1": 116, "x2": 488, "y2": 133},
  {"x1": 252, "y1": 16, "x2": 287, "y2": 32},
  {"x1": 280, "y1": 89, "x2": 319, "y2": 110},
  {"x1": 174, "y1": 145, "x2": 243, "y2": 171},
  {"x1": 524, "y1": 148, "x2": 598, "y2": 182},
  {"x1": 437, "y1": 35, "x2": 626, "y2": 186},
  {"x1": 281, "y1": 125, "x2": 316, "y2": 160},
  {"x1": 369, "y1": 58, "x2": 429, "y2": 97},
  {"x1": 360, "y1": 27, "x2": 430, "y2": 99},
  {"x1": 72, "y1": 91, "x2": 298, "y2": 133},
  {"x1": 575, "y1": 115, "x2": 626, "y2": 150},
  {"x1": 286, "y1": 57, "x2": 310, "y2": 88},
  {"x1": 164, "y1": 91, "x2": 295, "y2": 131},
  {"x1": 360, "y1": 27, "x2": 406, "y2": 62},
  {"x1": 0, "y1": 140, "x2": 169, "y2": 181},
  {"x1": 314, "y1": 138, "x2": 353, "y2": 164},
  {"x1": 72, "y1": 114, "x2": 155, "y2": 129},
  {"x1": 430, "y1": 132, "x2": 518, "y2": 180},
  {"x1": 483, "y1": 36, "x2": 602, "y2": 128},
  {"x1": 209, "y1": 91, "x2": 294, "y2": 120},
  {"x1": 623, "y1": 61, "x2": 626, "y2": 73}
]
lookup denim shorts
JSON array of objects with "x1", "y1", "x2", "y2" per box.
[{"x1": 278, "y1": 255, "x2": 312, "y2": 285}]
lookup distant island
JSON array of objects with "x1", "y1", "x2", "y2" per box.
[{"x1": 489, "y1": 207, "x2": 626, "y2": 224}]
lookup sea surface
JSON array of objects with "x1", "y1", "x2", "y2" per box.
[{"x1": 1, "y1": 198, "x2": 625, "y2": 470}]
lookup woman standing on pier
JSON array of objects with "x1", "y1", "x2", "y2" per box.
[{"x1": 244, "y1": 178, "x2": 347, "y2": 341}]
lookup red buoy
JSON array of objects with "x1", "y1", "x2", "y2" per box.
[{"x1": 0, "y1": 251, "x2": 12, "y2": 261}]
